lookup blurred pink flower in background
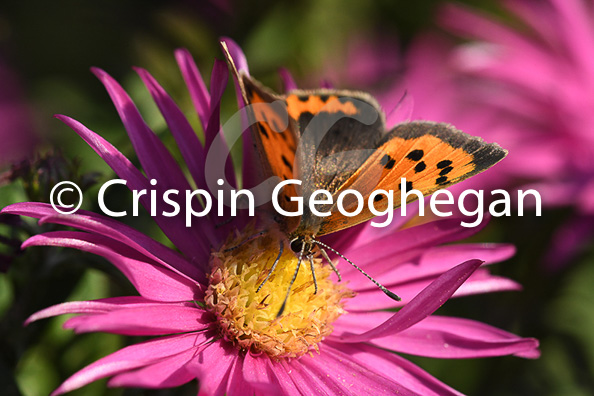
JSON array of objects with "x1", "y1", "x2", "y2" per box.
[
  {"x1": 437, "y1": 0, "x2": 594, "y2": 267},
  {"x1": 348, "y1": 0, "x2": 594, "y2": 268},
  {"x1": 1, "y1": 40, "x2": 539, "y2": 395},
  {"x1": 0, "y1": 57, "x2": 37, "y2": 168}
]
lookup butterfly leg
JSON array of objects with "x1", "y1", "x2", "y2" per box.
[
  {"x1": 223, "y1": 230, "x2": 268, "y2": 252},
  {"x1": 308, "y1": 254, "x2": 318, "y2": 294},
  {"x1": 256, "y1": 240, "x2": 284, "y2": 293},
  {"x1": 277, "y1": 242, "x2": 306, "y2": 318},
  {"x1": 318, "y1": 246, "x2": 341, "y2": 282}
]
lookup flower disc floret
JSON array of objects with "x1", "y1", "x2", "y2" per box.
[{"x1": 205, "y1": 230, "x2": 354, "y2": 359}]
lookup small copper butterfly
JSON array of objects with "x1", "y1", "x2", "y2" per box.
[{"x1": 222, "y1": 43, "x2": 507, "y2": 313}]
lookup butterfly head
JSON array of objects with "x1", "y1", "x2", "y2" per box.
[{"x1": 289, "y1": 236, "x2": 310, "y2": 255}]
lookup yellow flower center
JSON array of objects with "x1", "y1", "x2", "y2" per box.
[{"x1": 205, "y1": 228, "x2": 354, "y2": 359}]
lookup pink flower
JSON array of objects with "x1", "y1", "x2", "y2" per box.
[
  {"x1": 383, "y1": 0, "x2": 594, "y2": 267},
  {"x1": 439, "y1": 0, "x2": 594, "y2": 206},
  {"x1": 1, "y1": 40, "x2": 538, "y2": 395}
]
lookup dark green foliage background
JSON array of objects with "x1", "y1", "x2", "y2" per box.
[{"x1": 1, "y1": 1, "x2": 592, "y2": 395}]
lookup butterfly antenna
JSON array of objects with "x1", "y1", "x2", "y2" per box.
[
  {"x1": 256, "y1": 240, "x2": 284, "y2": 293},
  {"x1": 318, "y1": 246, "x2": 341, "y2": 282},
  {"x1": 214, "y1": 217, "x2": 234, "y2": 228},
  {"x1": 308, "y1": 254, "x2": 318, "y2": 294},
  {"x1": 277, "y1": 242, "x2": 305, "y2": 318},
  {"x1": 223, "y1": 230, "x2": 267, "y2": 252},
  {"x1": 312, "y1": 240, "x2": 401, "y2": 301}
]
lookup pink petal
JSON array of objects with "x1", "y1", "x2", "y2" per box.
[
  {"x1": 278, "y1": 68, "x2": 297, "y2": 91},
  {"x1": 381, "y1": 315, "x2": 540, "y2": 359},
  {"x1": 204, "y1": 58, "x2": 238, "y2": 221},
  {"x1": 334, "y1": 312, "x2": 538, "y2": 359},
  {"x1": 242, "y1": 353, "x2": 281, "y2": 393},
  {"x1": 324, "y1": 341, "x2": 462, "y2": 396},
  {"x1": 454, "y1": 271, "x2": 522, "y2": 297},
  {"x1": 51, "y1": 333, "x2": 206, "y2": 395},
  {"x1": 331, "y1": 311, "x2": 394, "y2": 338},
  {"x1": 23, "y1": 232, "x2": 199, "y2": 302},
  {"x1": 188, "y1": 340, "x2": 237, "y2": 396},
  {"x1": 63, "y1": 304, "x2": 209, "y2": 336},
  {"x1": 345, "y1": 267, "x2": 520, "y2": 311},
  {"x1": 338, "y1": 259, "x2": 482, "y2": 342},
  {"x1": 277, "y1": 358, "x2": 344, "y2": 395},
  {"x1": 205, "y1": 59, "x2": 229, "y2": 149},
  {"x1": 299, "y1": 343, "x2": 415, "y2": 395},
  {"x1": 134, "y1": 67, "x2": 208, "y2": 193},
  {"x1": 268, "y1": 360, "x2": 302, "y2": 395},
  {"x1": 225, "y1": 357, "x2": 256, "y2": 396},
  {"x1": 25, "y1": 296, "x2": 166, "y2": 325},
  {"x1": 108, "y1": 349, "x2": 197, "y2": 388},
  {"x1": 174, "y1": 48, "x2": 210, "y2": 131}
]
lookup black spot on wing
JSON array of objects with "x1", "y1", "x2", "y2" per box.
[
  {"x1": 436, "y1": 176, "x2": 448, "y2": 185},
  {"x1": 297, "y1": 111, "x2": 314, "y2": 128},
  {"x1": 281, "y1": 155, "x2": 292, "y2": 169},
  {"x1": 439, "y1": 166, "x2": 453, "y2": 176},
  {"x1": 437, "y1": 160, "x2": 452, "y2": 169},
  {"x1": 258, "y1": 124, "x2": 269, "y2": 138},
  {"x1": 398, "y1": 180, "x2": 414, "y2": 192},
  {"x1": 380, "y1": 154, "x2": 396, "y2": 169},
  {"x1": 406, "y1": 150, "x2": 424, "y2": 161},
  {"x1": 414, "y1": 161, "x2": 426, "y2": 173},
  {"x1": 374, "y1": 194, "x2": 383, "y2": 202}
]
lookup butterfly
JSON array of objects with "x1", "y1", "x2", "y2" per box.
[{"x1": 221, "y1": 43, "x2": 507, "y2": 314}]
